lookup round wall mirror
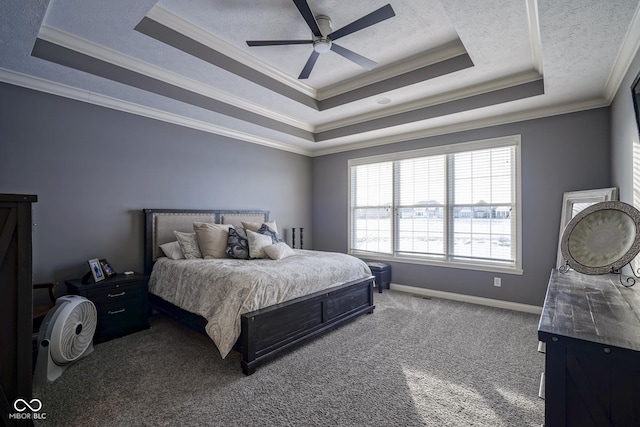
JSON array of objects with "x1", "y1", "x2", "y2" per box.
[{"x1": 560, "y1": 201, "x2": 640, "y2": 274}]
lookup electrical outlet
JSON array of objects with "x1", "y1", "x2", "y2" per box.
[{"x1": 494, "y1": 277, "x2": 502, "y2": 287}]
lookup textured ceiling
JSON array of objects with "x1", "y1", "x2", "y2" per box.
[{"x1": 1, "y1": 0, "x2": 640, "y2": 156}]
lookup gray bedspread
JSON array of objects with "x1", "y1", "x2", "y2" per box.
[{"x1": 148, "y1": 250, "x2": 372, "y2": 358}]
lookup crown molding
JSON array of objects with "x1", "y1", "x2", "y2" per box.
[
  {"x1": 315, "y1": 69, "x2": 543, "y2": 133},
  {"x1": 149, "y1": 5, "x2": 469, "y2": 103},
  {"x1": 37, "y1": 25, "x2": 313, "y2": 133},
  {"x1": 310, "y1": 97, "x2": 609, "y2": 157},
  {"x1": 147, "y1": 5, "x2": 318, "y2": 99},
  {"x1": 525, "y1": 0, "x2": 544, "y2": 74},
  {"x1": 0, "y1": 66, "x2": 609, "y2": 159},
  {"x1": 604, "y1": 2, "x2": 640, "y2": 102},
  {"x1": 0, "y1": 67, "x2": 313, "y2": 156},
  {"x1": 316, "y1": 40, "x2": 468, "y2": 100}
]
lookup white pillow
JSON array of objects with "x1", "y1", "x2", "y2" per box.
[
  {"x1": 174, "y1": 231, "x2": 202, "y2": 259},
  {"x1": 159, "y1": 241, "x2": 185, "y2": 260},
  {"x1": 193, "y1": 222, "x2": 233, "y2": 259},
  {"x1": 263, "y1": 242, "x2": 296, "y2": 260},
  {"x1": 242, "y1": 220, "x2": 278, "y2": 233},
  {"x1": 246, "y1": 229, "x2": 274, "y2": 259}
]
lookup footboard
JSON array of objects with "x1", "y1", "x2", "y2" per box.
[{"x1": 240, "y1": 276, "x2": 375, "y2": 375}]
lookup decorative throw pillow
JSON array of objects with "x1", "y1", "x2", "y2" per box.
[
  {"x1": 263, "y1": 242, "x2": 296, "y2": 260},
  {"x1": 242, "y1": 220, "x2": 278, "y2": 233},
  {"x1": 174, "y1": 231, "x2": 202, "y2": 259},
  {"x1": 193, "y1": 222, "x2": 233, "y2": 259},
  {"x1": 226, "y1": 227, "x2": 250, "y2": 259},
  {"x1": 246, "y1": 229, "x2": 274, "y2": 259},
  {"x1": 257, "y1": 223, "x2": 285, "y2": 243},
  {"x1": 159, "y1": 241, "x2": 185, "y2": 260}
]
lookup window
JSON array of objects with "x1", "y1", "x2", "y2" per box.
[{"x1": 348, "y1": 136, "x2": 522, "y2": 273}]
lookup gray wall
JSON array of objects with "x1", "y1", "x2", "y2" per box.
[
  {"x1": 312, "y1": 108, "x2": 611, "y2": 307},
  {"x1": 611, "y1": 48, "x2": 640, "y2": 205},
  {"x1": 0, "y1": 82, "x2": 312, "y2": 283},
  {"x1": 610, "y1": 46, "x2": 640, "y2": 275},
  {"x1": 0, "y1": 79, "x2": 617, "y2": 307}
]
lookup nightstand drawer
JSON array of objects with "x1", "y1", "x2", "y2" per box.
[
  {"x1": 86, "y1": 282, "x2": 145, "y2": 305},
  {"x1": 96, "y1": 299, "x2": 145, "y2": 319}
]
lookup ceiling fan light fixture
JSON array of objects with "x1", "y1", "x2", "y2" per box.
[
  {"x1": 313, "y1": 38, "x2": 332, "y2": 53},
  {"x1": 313, "y1": 15, "x2": 333, "y2": 53}
]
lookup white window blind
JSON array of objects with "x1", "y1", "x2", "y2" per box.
[
  {"x1": 449, "y1": 147, "x2": 515, "y2": 263},
  {"x1": 350, "y1": 162, "x2": 393, "y2": 254},
  {"x1": 396, "y1": 155, "x2": 446, "y2": 256},
  {"x1": 348, "y1": 136, "x2": 521, "y2": 273}
]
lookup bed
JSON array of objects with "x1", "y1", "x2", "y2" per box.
[{"x1": 143, "y1": 208, "x2": 375, "y2": 375}]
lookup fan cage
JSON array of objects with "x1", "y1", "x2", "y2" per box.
[{"x1": 50, "y1": 299, "x2": 97, "y2": 363}]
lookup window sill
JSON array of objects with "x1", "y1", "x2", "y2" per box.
[{"x1": 352, "y1": 252, "x2": 523, "y2": 275}]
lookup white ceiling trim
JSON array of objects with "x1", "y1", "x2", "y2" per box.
[
  {"x1": 604, "y1": 2, "x2": 640, "y2": 102},
  {"x1": 0, "y1": 67, "x2": 313, "y2": 157},
  {"x1": 314, "y1": 69, "x2": 543, "y2": 132},
  {"x1": 310, "y1": 97, "x2": 610, "y2": 157},
  {"x1": 315, "y1": 41, "x2": 468, "y2": 100},
  {"x1": 525, "y1": 0, "x2": 543, "y2": 74},
  {"x1": 1, "y1": 64, "x2": 609, "y2": 159},
  {"x1": 148, "y1": 5, "x2": 468, "y2": 102},
  {"x1": 147, "y1": 5, "x2": 318, "y2": 99},
  {"x1": 37, "y1": 25, "x2": 314, "y2": 133}
]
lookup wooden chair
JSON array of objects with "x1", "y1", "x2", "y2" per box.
[{"x1": 33, "y1": 282, "x2": 58, "y2": 332}]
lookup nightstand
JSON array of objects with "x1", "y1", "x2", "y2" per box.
[{"x1": 66, "y1": 273, "x2": 150, "y2": 343}]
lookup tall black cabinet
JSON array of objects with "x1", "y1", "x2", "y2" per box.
[{"x1": 0, "y1": 194, "x2": 36, "y2": 425}]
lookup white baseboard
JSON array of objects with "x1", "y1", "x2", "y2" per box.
[{"x1": 390, "y1": 283, "x2": 542, "y2": 314}]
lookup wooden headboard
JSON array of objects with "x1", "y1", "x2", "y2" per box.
[{"x1": 143, "y1": 209, "x2": 270, "y2": 275}]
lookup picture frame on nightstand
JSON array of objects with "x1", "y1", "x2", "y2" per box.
[
  {"x1": 87, "y1": 258, "x2": 105, "y2": 282},
  {"x1": 99, "y1": 258, "x2": 117, "y2": 278}
]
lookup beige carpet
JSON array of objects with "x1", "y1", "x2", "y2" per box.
[{"x1": 33, "y1": 290, "x2": 545, "y2": 426}]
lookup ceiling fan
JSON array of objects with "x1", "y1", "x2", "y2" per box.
[{"x1": 246, "y1": 1, "x2": 395, "y2": 79}]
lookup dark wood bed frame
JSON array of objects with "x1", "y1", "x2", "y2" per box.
[{"x1": 143, "y1": 208, "x2": 375, "y2": 375}]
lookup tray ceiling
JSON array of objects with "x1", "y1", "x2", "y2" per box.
[{"x1": 2, "y1": 0, "x2": 640, "y2": 156}]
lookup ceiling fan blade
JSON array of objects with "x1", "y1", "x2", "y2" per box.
[
  {"x1": 330, "y1": 43, "x2": 377, "y2": 70},
  {"x1": 298, "y1": 50, "x2": 320, "y2": 79},
  {"x1": 247, "y1": 40, "x2": 312, "y2": 46},
  {"x1": 329, "y1": 4, "x2": 395, "y2": 41},
  {"x1": 293, "y1": 0, "x2": 322, "y2": 37}
]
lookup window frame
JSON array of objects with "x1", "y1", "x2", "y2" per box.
[{"x1": 347, "y1": 135, "x2": 523, "y2": 275}]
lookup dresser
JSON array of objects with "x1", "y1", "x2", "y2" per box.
[
  {"x1": 66, "y1": 273, "x2": 149, "y2": 343},
  {"x1": 538, "y1": 269, "x2": 640, "y2": 427}
]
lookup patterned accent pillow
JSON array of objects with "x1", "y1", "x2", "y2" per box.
[
  {"x1": 226, "y1": 227, "x2": 250, "y2": 259},
  {"x1": 246, "y1": 229, "x2": 273, "y2": 259},
  {"x1": 242, "y1": 220, "x2": 278, "y2": 233},
  {"x1": 257, "y1": 224, "x2": 285, "y2": 243},
  {"x1": 174, "y1": 231, "x2": 202, "y2": 259}
]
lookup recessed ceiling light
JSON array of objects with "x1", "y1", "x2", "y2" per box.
[{"x1": 376, "y1": 97, "x2": 391, "y2": 105}]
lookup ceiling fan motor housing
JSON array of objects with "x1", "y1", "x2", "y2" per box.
[{"x1": 313, "y1": 15, "x2": 332, "y2": 53}]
